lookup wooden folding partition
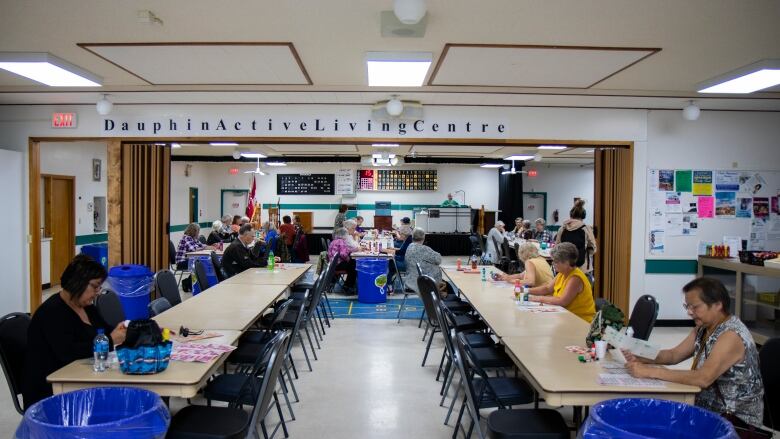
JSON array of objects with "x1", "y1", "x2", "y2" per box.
[
  {"x1": 107, "y1": 142, "x2": 171, "y2": 272},
  {"x1": 593, "y1": 146, "x2": 634, "y2": 316}
]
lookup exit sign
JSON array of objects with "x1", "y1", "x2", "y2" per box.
[{"x1": 52, "y1": 112, "x2": 77, "y2": 128}]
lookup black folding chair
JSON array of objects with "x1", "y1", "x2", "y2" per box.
[
  {"x1": 0, "y1": 312, "x2": 30, "y2": 414},
  {"x1": 627, "y1": 294, "x2": 659, "y2": 341},
  {"x1": 95, "y1": 291, "x2": 125, "y2": 328},
  {"x1": 154, "y1": 269, "x2": 182, "y2": 307},
  {"x1": 760, "y1": 338, "x2": 780, "y2": 429},
  {"x1": 193, "y1": 259, "x2": 213, "y2": 292},
  {"x1": 169, "y1": 240, "x2": 187, "y2": 285},
  {"x1": 211, "y1": 251, "x2": 227, "y2": 282}
]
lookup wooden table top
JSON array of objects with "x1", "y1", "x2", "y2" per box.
[
  {"x1": 48, "y1": 330, "x2": 242, "y2": 398},
  {"x1": 153, "y1": 283, "x2": 287, "y2": 331},
  {"x1": 220, "y1": 264, "x2": 312, "y2": 285}
]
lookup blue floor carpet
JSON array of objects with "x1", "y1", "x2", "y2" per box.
[{"x1": 327, "y1": 297, "x2": 423, "y2": 319}]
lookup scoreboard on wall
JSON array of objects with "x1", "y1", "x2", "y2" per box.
[
  {"x1": 358, "y1": 169, "x2": 437, "y2": 191},
  {"x1": 277, "y1": 174, "x2": 335, "y2": 195}
]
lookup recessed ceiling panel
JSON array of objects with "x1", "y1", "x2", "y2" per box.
[
  {"x1": 429, "y1": 44, "x2": 659, "y2": 88},
  {"x1": 267, "y1": 144, "x2": 358, "y2": 153},
  {"x1": 80, "y1": 43, "x2": 312, "y2": 85}
]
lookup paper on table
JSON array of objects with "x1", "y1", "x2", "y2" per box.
[
  {"x1": 598, "y1": 373, "x2": 666, "y2": 388},
  {"x1": 603, "y1": 326, "x2": 660, "y2": 360}
]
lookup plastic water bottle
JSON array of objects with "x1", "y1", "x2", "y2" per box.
[
  {"x1": 523, "y1": 285, "x2": 530, "y2": 303},
  {"x1": 625, "y1": 326, "x2": 635, "y2": 339},
  {"x1": 93, "y1": 329, "x2": 109, "y2": 372},
  {"x1": 268, "y1": 250, "x2": 275, "y2": 271},
  {"x1": 481, "y1": 267, "x2": 486, "y2": 281}
]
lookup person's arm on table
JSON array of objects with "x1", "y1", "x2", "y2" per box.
[
  {"x1": 626, "y1": 330, "x2": 743, "y2": 388},
  {"x1": 623, "y1": 328, "x2": 696, "y2": 365},
  {"x1": 527, "y1": 279, "x2": 554, "y2": 296},
  {"x1": 530, "y1": 276, "x2": 579, "y2": 305}
]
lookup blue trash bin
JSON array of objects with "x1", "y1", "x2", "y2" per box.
[
  {"x1": 188, "y1": 255, "x2": 218, "y2": 295},
  {"x1": 15, "y1": 386, "x2": 170, "y2": 439},
  {"x1": 108, "y1": 265, "x2": 153, "y2": 320},
  {"x1": 80, "y1": 243, "x2": 108, "y2": 268},
  {"x1": 579, "y1": 398, "x2": 737, "y2": 439},
  {"x1": 356, "y1": 258, "x2": 388, "y2": 304}
]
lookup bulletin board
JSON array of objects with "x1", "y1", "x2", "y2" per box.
[{"x1": 645, "y1": 169, "x2": 780, "y2": 259}]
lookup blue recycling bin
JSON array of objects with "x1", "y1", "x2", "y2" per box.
[
  {"x1": 579, "y1": 398, "x2": 737, "y2": 439},
  {"x1": 356, "y1": 258, "x2": 388, "y2": 304},
  {"x1": 15, "y1": 387, "x2": 170, "y2": 439},
  {"x1": 80, "y1": 243, "x2": 108, "y2": 268},
  {"x1": 108, "y1": 264, "x2": 153, "y2": 320},
  {"x1": 188, "y1": 255, "x2": 219, "y2": 295}
]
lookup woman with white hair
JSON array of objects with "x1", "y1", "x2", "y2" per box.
[
  {"x1": 328, "y1": 227, "x2": 359, "y2": 292},
  {"x1": 498, "y1": 242, "x2": 554, "y2": 287},
  {"x1": 206, "y1": 220, "x2": 225, "y2": 245},
  {"x1": 343, "y1": 219, "x2": 361, "y2": 250},
  {"x1": 404, "y1": 228, "x2": 444, "y2": 293},
  {"x1": 485, "y1": 220, "x2": 507, "y2": 263}
]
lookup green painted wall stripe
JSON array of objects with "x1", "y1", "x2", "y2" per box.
[
  {"x1": 645, "y1": 259, "x2": 698, "y2": 274},
  {"x1": 75, "y1": 233, "x2": 108, "y2": 245},
  {"x1": 260, "y1": 203, "x2": 448, "y2": 210}
]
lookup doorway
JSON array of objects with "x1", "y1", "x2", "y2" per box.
[
  {"x1": 522, "y1": 192, "x2": 547, "y2": 222},
  {"x1": 42, "y1": 175, "x2": 75, "y2": 287},
  {"x1": 189, "y1": 187, "x2": 199, "y2": 223}
]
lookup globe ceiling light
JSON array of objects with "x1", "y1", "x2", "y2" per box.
[
  {"x1": 96, "y1": 94, "x2": 113, "y2": 115},
  {"x1": 386, "y1": 96, "x2": 404, "y2": 117},
  {"x1": 682, "y1": 101, "x2": 701, "y2": 121},
  {"x1": 393, "y1": 0, "x2": 426, "y2": 25}
]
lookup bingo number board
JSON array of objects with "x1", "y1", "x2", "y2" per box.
[
  {"x1": 358, "y1": 169, "x2": 438, "y2": 191},
  {"x1": 277, "y1": 174, "x2": 335, "y2": 195}
]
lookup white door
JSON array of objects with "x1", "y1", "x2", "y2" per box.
[
  {"x1": 221, "y1": 190, "x2": 248, "y2": 218},
  {"x1": 522, "y1": 193, "x2": 546, "y2": 222},
  {"x1": 0, "y1": 149, "x2": 25, "y2": 314}
]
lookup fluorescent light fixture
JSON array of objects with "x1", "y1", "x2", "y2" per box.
[
  {"x1": 537, "y1": 145, "x2": 567, "y2": 150},
  {"x1": 366, "y1": 51, "x2": 432, "y2": 87},
  {"x1": 0, "y1": 52, "x2": 102, "y2": 87},
  {"x1": 265, "y1": 161, "x2": 287, "y2": 167},
  {"x1": 697, "y1": 59, "x2": 780, "y2": 94},
  {"x1": 171, "y1": 143, "x2": 181, "y2": 149},
  {"x1": 503, "y1": 155, "x2": 534, "y2": 161},
  {"x1": 210, "y1": 142, "x2": 239, "y2": 147},
  {"x1": 240, "y1": 152, "x2": 267, "y2": 158},
  {"x1": 584, "y1": 149, "x2": 595, "y2": 153},
  {"x1": 372, "y1": 153, "x2": 383, "y2": 159},
  {"x1": 480, "y1": 164, "x2": 503, "y2": 168},
  {"x1": 372, "y1": 143, "x2": 400, "y2": 147}
]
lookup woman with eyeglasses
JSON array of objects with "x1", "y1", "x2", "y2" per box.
[
  {"x1": 22, "y1": 255, "x2": 127, "y2": 409},
  {"x1": 624, "y1": 277, "x2": 764, "y2": 429}
]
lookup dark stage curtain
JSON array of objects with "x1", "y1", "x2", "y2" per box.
[{"x1": 497, "y1": 164, "x2": 524, "y2": 225}]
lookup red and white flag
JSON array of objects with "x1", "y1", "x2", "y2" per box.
[{"x1": 246, "y1": 175, "x2": 256, "y2": 218}]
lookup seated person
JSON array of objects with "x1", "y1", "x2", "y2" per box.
[
  {"x1": 441, "y1": 193, "x2": 459, "y2": 207},
  {"x1": 291, "y1": 218, "x2": 309, "y2": 263},
  {"x1": 510, "y1": 217, "x2": 524, "y2": 236},
  {"x1": 278, "y1": 215, "x2": 296, "y2": 253},
  {"x1": 404, "y1": 228, "x2": 449, "y2": 296},
  {"x1": 175, "y1": 223, "x2": 214, "y2": 268},
  {"x1": 343, "y1": 219, "x2": 362, "y2": 250},
  {"x1": 485, "y1": 220, "x2": 506, "y2": 264},
  {"x1": 521, "y1": 220, "x2": 534, "y2": 240},
  {"x1": 394, "y1": 229, "x2": 413, "y2": 273},
  {"x1": 393, "y1": 217, "x2": 413, "y2": 246},
  {"x1": 625, "y1": 277, "x2": 764, "y2": 429},
  {"x1": 221, "y1": 224, "x2": 267, "y2": 277},
  {"x1": 354, "y1": 216, "x2": 367, "y2": 236},
  {"x1": 531, "y1": 218, "x2": 553, "y2": 244},
  {"x1": 206, "y1": 220, "x2": 225, "y2": 246},
  {"x1": 328, "y1": 227, "x2": 359, "y2": 291},
  {"x1": 230, "y1": 215, "x2": 242, "y2": 234},
  {"x1": 262, "y1": 221, "x2": 279, "y2": 252},
  {"x1": 498, "y1": 242, "x2": 553, "y2": 287},
  {"x1": 23, "y1": 255, "x2": 127, "y2": 408},
  {"x1": 527, "y1": 242, "x2": 596, "y2": 322}
]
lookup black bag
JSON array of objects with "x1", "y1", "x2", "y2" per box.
[
  {"x1": 560, "y1": 225, "x2": 588, "y2": 268},
  {"x1": 181, "y1": 275, "x2": 192, "y2": 292},
  {"x1": 123, "y1": 319, "x2": 163, "y2": 348}
]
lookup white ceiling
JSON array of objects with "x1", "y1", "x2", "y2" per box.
[{"x1": 429, "y1": 45, "x2": 657, "y2": 88}]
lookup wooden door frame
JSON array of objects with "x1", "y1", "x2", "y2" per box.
[
  {"x1": 27, "y1": 136, "x2": 633, "y2": 313},
  {"x1": 41, "y1": 174, "x2": 76, "y2": 287}
]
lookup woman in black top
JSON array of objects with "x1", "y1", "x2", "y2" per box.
[{"x1": 22, "y1": 255, "x2": 127, "y2": 409}]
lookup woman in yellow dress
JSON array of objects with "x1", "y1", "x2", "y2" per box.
[{"x1": 527, "y1": 242, "x2": 596, "y2": 322}]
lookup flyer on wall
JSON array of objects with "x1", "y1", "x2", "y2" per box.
[
  {"x1": 714, "y1": 171, "x2": 740, "y2": 192},
  {"x1": 649, "y1": 229, "x2": 665, "y2": 254},
  {"x1": 658, "y1": 170, "x2": 674, "y2": 191},
  {"x1": 675, "y1": 170, "x2": 692, "y2": 193},
  {"x1": 698, "y1": 196, "x2": 715, "y2": 219},
  {"x1": 648, "y1": 169, "x2": 659, "y2": 192},
  {"x1": 753, "y1": 197, "x2": 769, "y2": 219},
  {"x1": 692, "y1": 170, "x2": 713, "y2": 196},
  {"x1": 665, "y1": 192, "x2": 683, "y2": 213},
  {"x1": 736, "y1": 197, "x2": 753, "y2": 218},
  {"x1": 715, "y1": 192, "x2": 736, "y2": 217}
]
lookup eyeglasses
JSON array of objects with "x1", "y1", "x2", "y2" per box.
[
  {"x1": 88, "y1": 282, "x2": 104, "y2": 293},
  {"x1": 682, "y1": 302, "x2": 705, "y2": 312}
]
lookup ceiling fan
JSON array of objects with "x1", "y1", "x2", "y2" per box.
[
  {"x1": 501, "y1": 160, "x2": 527, "y2": 175},
  {"x1": 244, "y1": 157, "x2": 267, "y2": 175}
]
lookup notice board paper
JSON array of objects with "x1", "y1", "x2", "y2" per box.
[
  {"x1": 698, "y1": 196, "x2": 715, "y2": 219},
  {"x1": 693, "y1": 170, "x2": 713, "y2": 196},
  {"x1": 675, "y1": 170, "x2": 692, "y2": 192}
]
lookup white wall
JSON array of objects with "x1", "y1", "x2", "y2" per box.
[
  {"x1": 522, "y1": 163, "x2": 594, "y2": 226},
  {"x1": 39, "y1": 141, "x2": 108, "y2": 242},
  {"x1": 0, "y1": 149, "x2": 26, "y2": 314}
]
